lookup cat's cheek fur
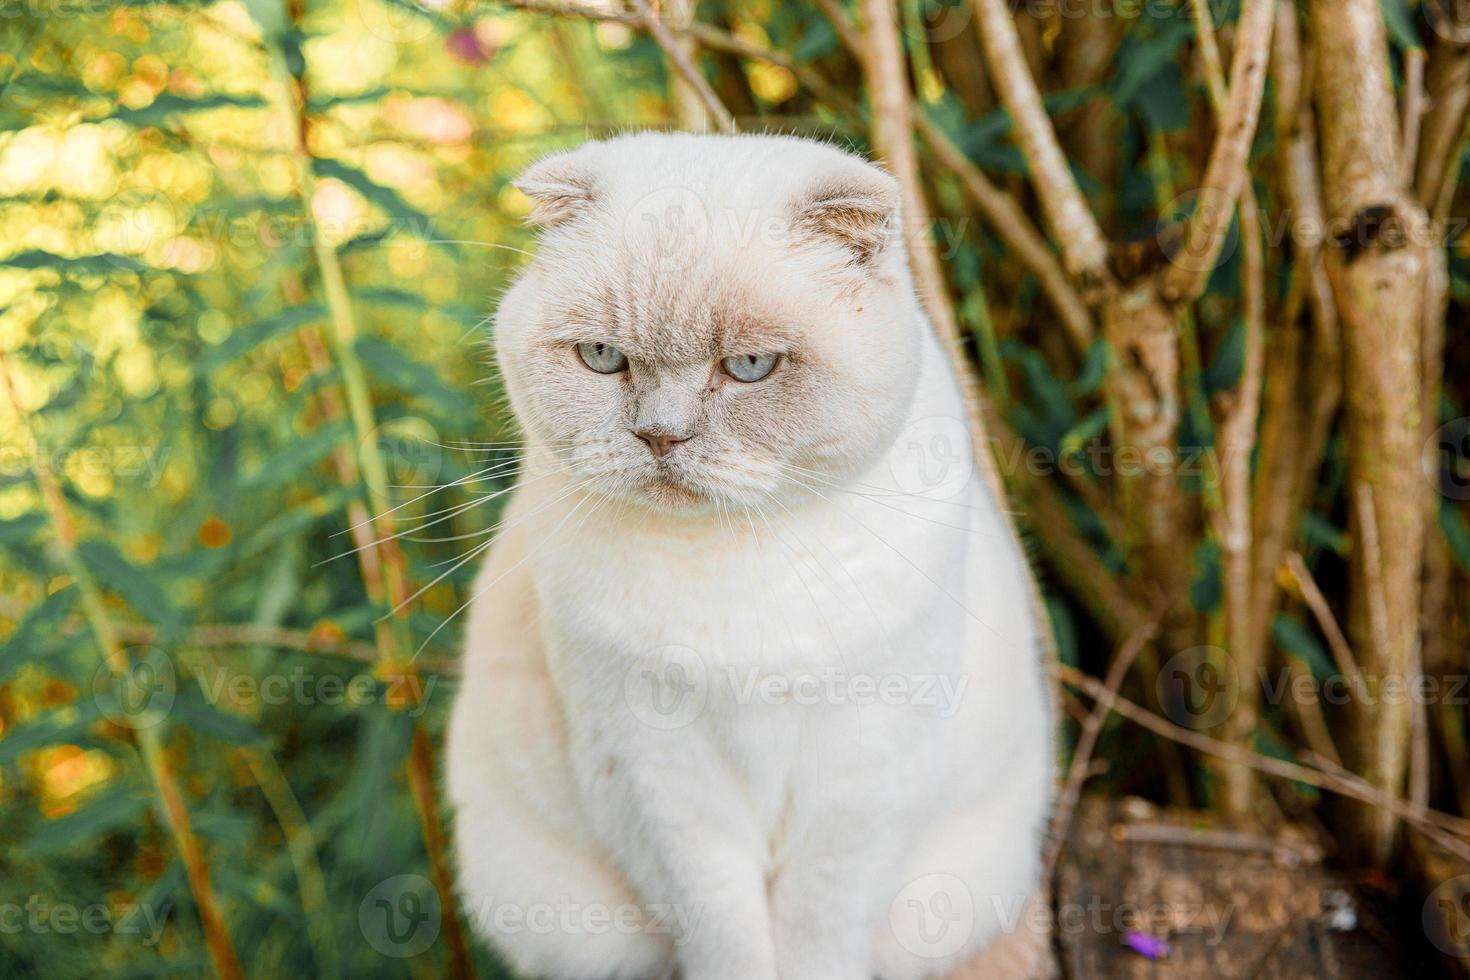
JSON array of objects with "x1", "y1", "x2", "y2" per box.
[{"x1": 447, "y1": 133, "x2": 1055, "y2": 980}]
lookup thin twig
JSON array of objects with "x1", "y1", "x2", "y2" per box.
[
  {"x1": 1160, "y1": 0, "x2": 1276, "y2": 304},
  {"x1": 1045, "y1": 616, "x2": 1161, "y2": 876},
  {"x1": 1052, "y1": 662, "x2": 1470, "y2": 863},
  {"x1": 631, "y1": 0, "x2": 736, "y2": 133},
  {"x1": 971, "y1": 0, "x2": 1110, "y2": 287},
  {"x1": 1283, "y1": 552, "x2": 1366, "y2": 688}
]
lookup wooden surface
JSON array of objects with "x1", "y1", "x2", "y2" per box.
[{"x1": 1054, "y1": 797, "x2": 1423, "y2": 978}]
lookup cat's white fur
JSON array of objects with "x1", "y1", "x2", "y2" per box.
[{"x1": 446, "y1": 133, "x2": 1054, "y2": 980}]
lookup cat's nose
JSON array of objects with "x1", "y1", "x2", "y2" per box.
[{"x1": 632, "y1": 427, "x2": 689, "y2": 458}]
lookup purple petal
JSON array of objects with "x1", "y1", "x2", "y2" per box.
[{"x1": 1125, "y1": 930, "x2": 1172, "y2": 960}]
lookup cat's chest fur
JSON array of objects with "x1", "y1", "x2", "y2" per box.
[{"x1": 530, "y1": 481, "x2": 972, "y2": 833}]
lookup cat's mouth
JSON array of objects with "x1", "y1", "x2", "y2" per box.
[{"x1": 641, "y1": 471, "x2": 705, "y2": 507}]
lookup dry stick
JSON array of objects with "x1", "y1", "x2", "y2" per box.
[
  {"x1": 1052, "y1": 663, "x2": 1470, "y2": 864},
  {"x1": 856, "y1": 0, "x2": 958, "y2": 340},
  {"x1": 1414, "y1": 35, "x2": 1470, "y2": 210},
  {"x1": 971, "y1": 0, "x2": 1111, "y2": 287},
  {"x1": 659, "y1": 0, "x2": 712, "y2": 132},
  {"x1": 913, "y1": 115, "x2": 1095, "y2": 353},
  {"x1": 1282, "y1": 552, "x2": 1366, "y2": 687},
  {"x1": 1045, "y1": 616, "x2": 1161, "y2": 877},
  {"x1": 1160, "y1": 0, "x2": 1276, "y2": 305},
  {"x1": 0, "y1": 355, "x2": 245, "y2": 980},
  {"x1": 1356, "y1": 485, "x2": 1430, "y2": 818},
  {"x1": 1249, "y1": 0, "x2": 1342, "y2": 668},
  {"x1": 1403, "y1": 46, "x2": 1429, "y2": 183},
  {"x1": 1190, "y1": 0, "x2": 1271, "y2": 817},
  {"x1": 1310, "y1": 0, "x2": 1430, "y2": 866},
  {"x1": 631, "y1": 0, "x2": 736, "y2": 133}
]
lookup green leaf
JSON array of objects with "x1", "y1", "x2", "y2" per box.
[
  {"x1": 1059, "y1": 406, "x2": 1111, "y2": 457},
  {"x1": 240, "y1": 421, "x2": 351, "y2": 492},
  {"x1": 312, "y1": 158, "x2": 449, "y2": 250},
  {"x1": 23, "y1": 785, "x2": 151, "y2": 856},
  {"x1": 1189, "y1": 539, "x2": 1222, "y2": 613},
  {"x1": 0, "y1": 586, "x2": 78, "y2": 681},
  {"x1": 1204, "y1": 318, "x2": 1246, "y2": 393},
  {"x1": 0, "y1": 512, "x2": 45, "y2": 545},
  {"x1": 1441, "y1": 502, "x2": 1470, "y2": 576},
  {"x1": 1072, "y1": 340, "x2": 1109, "y2": 398},
  {"x1": 201, "y1": 303, "x2": 324, "y2": 371},
  {"x1": 109, "y1": 92, "x2": 268, "y2": 128},
  {"x1": 1301, "y1": 513, "x2": 1349, "y2": 557},
  {"x1": 1046, "y1": 595, "x2": 1080, "y2": 669},
  {"x1": 170, "y1": 691, "x2": 268, "y2": 745},
  {"x1": 2, "y1": 249, "x2": 147, "y2": 275},
  {"x1": 75, "y1": 540, "x2": 180, "y2": 634},
  {"x1": 1272, "y1": 613, "x2": 1337, "y2": 683},
  {"x1": 355, "y1": 335, "x2": 477, "y2": 420},
  {"x1": 1381, "y1": 0, "x2": 1423, "y2": 50},
  {"x1": 0, "y1": 703, "x2": 105, "y2": 766}
]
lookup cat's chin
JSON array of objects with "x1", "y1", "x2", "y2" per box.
[{"x1": 638, "y1": 475, "x2": 710, "y2": 511}]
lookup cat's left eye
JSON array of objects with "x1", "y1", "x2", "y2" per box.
[
  {"x1": 721, "y1": 353, "x2": 779, "y2": 383},
  {"x1": 577, "y1": 342, "x2": 628, "y2": 374}
]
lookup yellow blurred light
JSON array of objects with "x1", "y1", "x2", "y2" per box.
[
  {"x1": 0, "y1": 127, "x2": 58, "y2": 195},
  {"x1": 490, "y1": 88, "x2": 542, "y2": 133},
  {"x1": 595, "y1": 22, "x2": 634, "y2": 49},
  {"x1": 114, "y1": 343, "x2": 159, "y2": 398},
  {"x1": 748, "y1": 63, "x2": 796, "y2": 104}
]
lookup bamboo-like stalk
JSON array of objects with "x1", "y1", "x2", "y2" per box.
[
  {"x1": 0, "y1": 355, "x2": 244, "y2": 980},
  {"x1": 244, "y1": 749, "x2": 340, "y2": 976},
  {"x1": 1249, "y1": 0, "x2": 1342, "y2": 673},
  {"x1": 1309, "y1": 0, "x2": 1432, "y2": 866},
  {"x1": 971, "y1": 0, "x2": 1111, "y2": 288},
  {"x1": 1189, "y1": 0, "x2": 1270, "y2": 817},
  {"x1": 633, "y1": 0, "x2": 736, "y2": 133},
  {"x1": 268, "y1": 39, "x2": 476, "y2": 976}
]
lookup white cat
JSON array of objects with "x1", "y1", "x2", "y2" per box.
[{"x1": 445, "y1": 133, "x2": 1054, "y2": 980}]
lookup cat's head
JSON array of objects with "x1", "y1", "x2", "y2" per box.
[{"x1": 493, "y1": 133, "x2": 925, "y2": 514}]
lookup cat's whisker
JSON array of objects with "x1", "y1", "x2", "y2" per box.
[
  {"x1": 409, "y1": 485, "x2": 604, "y2": 660},
  {"x1": 422, "y1": 238, "x2": 536, "y2": 258},
  {"x1": 421, "y1": 478, "x2": 591, "y2": 568},
  {"x1": 321, "y1": 469, "x2": 565, "y2": 567},
  {"x1": 384, "y1": 478, "x2": 592, "y2": 622},
  {"x1": 333, "y1": 459, "x2": 527, "y2": 538},
  {"x1": 783, "y1": 475, "x2": 1008, "y2": 645}
]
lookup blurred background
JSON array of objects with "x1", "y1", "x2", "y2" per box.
[{"x1": 1, "y1": 0, "x2": 1468, "y2": 976}]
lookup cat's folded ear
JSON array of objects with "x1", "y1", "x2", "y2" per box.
[
  {"x1": 514, "y1": 151, "x2": 597, "y2": 227},
  {"x1": 791, "y1": 167, "x2": 900, "y2": 265}
]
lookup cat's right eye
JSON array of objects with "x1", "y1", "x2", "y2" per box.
[{"x1": 577, "y1": 342, "x2": 628, "y2": 374}]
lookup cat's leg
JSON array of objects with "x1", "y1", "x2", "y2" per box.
[
  {"x1": 870, "y1": 782, "x2": 1051, "y2": 980},
  {"x1": 447, "y1": 538, "x2": 676, "y2": 980},
  {"x1": 565, "y1": 723, "x2": 781, "y2": 980}
]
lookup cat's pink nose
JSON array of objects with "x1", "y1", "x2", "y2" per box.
[{"x1": 633, "y1": 428, "x2": 688, "y2": 458}]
